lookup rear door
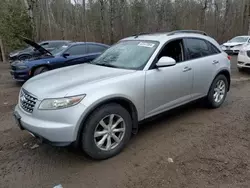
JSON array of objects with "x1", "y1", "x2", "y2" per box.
[
  {"x1": 183, "y1": 38, "x2": 222, "y2": 99},
  {"x1": 86, "y1": 44, "x2": 108, "y2": 61}
]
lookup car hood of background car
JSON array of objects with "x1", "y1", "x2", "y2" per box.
[
  {"x1": 22, "y1": 37, "x2": 52, "y2": 56},
  {"x1": 222, "y1": 42, "x2": 245, "y2": 47},
  {"x1": 11, "y1": 55, "x2": 55, "y2": 67},
  {"x1": 22, "y1": 63, "x2": 136, "y2": 99}
]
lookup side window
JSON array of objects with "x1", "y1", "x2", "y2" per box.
[
  {"x1": 185, "y1": 38, "x2": 217, "y2": 60},
  {"x1": 65, "y1": 45, "x2": 87, "y2": 55},
  {"x1": 48, "y1": 42, "x2": 65, "y2": 48},
  {"x1": 88, "y1": 44, "x2": 107, "y2": 53},
  {"x1": 157, "y1": 39, "x2": 184, "y2": 63},
  {"x1": 206, "y1": 41, "x2": 220, "y2": 55}
]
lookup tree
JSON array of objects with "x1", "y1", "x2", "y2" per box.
[{"x1": 0, "y1": 0, "x2": 249, "y2": 59}]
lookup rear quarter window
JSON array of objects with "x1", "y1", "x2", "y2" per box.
[
  {"x1": 88, "y1": 44, "x2": 107, "y2": 53},
  {"x1": 185, "y1": 38, "x2": 220, "y2": 60}
]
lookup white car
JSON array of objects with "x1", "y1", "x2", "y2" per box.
[
  {"x1": 221, "y1": 36, "x2": 250, "y2": 54},
  {"x1": 13, "y1": 30, "x2": 231, "y2": 159},
  {"x1": 238, "y1": 44, "x2": 250, "y2": 71}
]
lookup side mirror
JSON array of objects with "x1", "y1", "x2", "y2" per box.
[
  {"x1": 156, "y1": 56, "x2": 176, "y2": 68},
  {"x1": 62, "y1": 53, "x2": 70, "y2": 58}
]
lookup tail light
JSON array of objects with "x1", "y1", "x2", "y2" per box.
[{"x1": 227, "y1": 55, "x2": 231, "y2": 60}]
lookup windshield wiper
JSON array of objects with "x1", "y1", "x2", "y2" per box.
[{"x1": 93, "y1": 63, "x2": 119, "y2": 68}]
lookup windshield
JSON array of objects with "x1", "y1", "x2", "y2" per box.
[
  {"x1": 50, "y1": 45, "x2": 69, "y2": 56},
  {"x1": 91, "y1": 40, "x2": 159, "y2": 70},
  {"x1": 230, "y1": 37, "x2": 248, "y2": 43}
]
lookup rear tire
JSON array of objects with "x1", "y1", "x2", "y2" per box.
[
  {"x1": 81, "y1": 103, "x2": 132, "y2": 160},
  {"x1": 33, "y1": 66, "x2": 48, "y2": 76},
  {"x1": 206, "y1": 75, "x2": 228, "y2": 109}
]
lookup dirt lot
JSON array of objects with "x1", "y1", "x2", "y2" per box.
[{"x1": 0, "y1": 56, "x2": 250, "y2": 188}]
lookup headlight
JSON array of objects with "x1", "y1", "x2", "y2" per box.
[
  {"x1": 17, "y1": 65, "x2": 28, "y2": 70},
  {"x1": 221, "y1": 45, "x2": 226, "y2": 50},
  {"x1": 10, "y1": 52, "x2": 19, "y2": 57},
  {"x1": 39, "y1": 95, "x2": 86, "y2": 110}
]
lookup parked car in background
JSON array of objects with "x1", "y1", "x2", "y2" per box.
[
  {"x1": 13, "y1": 30, "x2": 231, "y2": 160},
  {"x1": 221, "y1": 36, "x2": 250, "y2": 54},
  {"x1": 8, "y1": 38, "x2": 71, "y2": 62},
  {"x1": 10, "y1": 42, "x2": 109, "y2": 81},
  {"x1": 237, "y1": 44, "x2": 250, "y2": 71}
]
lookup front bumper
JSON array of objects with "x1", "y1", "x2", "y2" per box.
[
  {"x1": 222, "y1": 46, "x2": 243, "y2": 54},
  {"x1": 224, "y1": 49, "x2": 239, "y2": 54},
  {"x1": 14, "y1": 102, "x2": 87, "y2": 146},
  {"x1": 237, "y1": 53, "x2": 250, "y2": 69},
  {"x1": 10, "y1": 69, "x2": 30, "y2": 82}
]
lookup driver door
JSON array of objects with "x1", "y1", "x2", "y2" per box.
[
  {"x1": 145, "y1": 39, "x2": 193, "y2": 118},
  {"x1": 56, "y1": 44, "x2": 88, "y2": 68}
]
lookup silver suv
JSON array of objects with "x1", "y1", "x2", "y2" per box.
[{"x1": 14, "y1": 30, "x2": 231, "y2": 159}]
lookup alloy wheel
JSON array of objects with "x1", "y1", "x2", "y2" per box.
[
  {"x1": 94, "y1": 114, "x2": 126, "y2": 151},
  {"x1": 213, "y1": 80, "x2": 226, "y2": 103}
]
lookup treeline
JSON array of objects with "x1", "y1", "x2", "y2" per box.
[{"x1": 0, "y1": 0, "x2": 249, "y2": 58}]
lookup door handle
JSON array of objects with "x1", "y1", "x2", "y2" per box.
[
  {"x1": 212, "y1": 60, "x2": 219, "y2": 65},
  {"x1": 183, "y1": 67, "x2": 192, "y2": 72}
]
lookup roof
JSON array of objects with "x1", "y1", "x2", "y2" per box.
[
  {"x1": 68, "y1": 42, "x2": 109, "y2": 47},
  {"x1": 41, "y1": 40, "x2": 72, "y2": 43},
  {"x1": 233, "y1": 36, "x2": 250, "y2": 38},
  {"x1": 121, "y1": 32, "x2": 213, "y2": 44},
  {"x1": 120, "y1": 30, "x2": 221, "y2": 51}
]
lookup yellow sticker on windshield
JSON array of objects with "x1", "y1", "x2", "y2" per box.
[{"x1": 138, "y1": 42, "x2": 155, "y2": 48}]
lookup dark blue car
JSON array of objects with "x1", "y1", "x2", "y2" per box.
[
  {"x1": 10, "y1": 42, "x2": 109, "y2": 82},
  {"x1": 8, "y1": 38, "x2": 71, "y2": 62}
]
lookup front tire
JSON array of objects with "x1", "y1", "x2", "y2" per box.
[
  {"x1": 81, "y1": 103, "x2": 132, "y2": 160},
  {"x1": 206, "y1": 75, "x2": 228, "y2": 108},
  {"x1": 33, "y1": 66, "x2": 48, "y2": 76}
]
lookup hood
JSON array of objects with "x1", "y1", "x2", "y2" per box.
[
  {"x1": 11, "y1": 55, "x2": 54, "y2": 67},
  {"x1": 26, "y1": 54, "x2": 54, "y2": 62},
  {"x1": 22, "y1": 64, "x2": 136, "y2": 99},
  {"x1": 223, "y1": 42, "x2": 245, "y2": 47},
  {"x1": 22, "y1": 37, "x2": 52, "y2": 56},
  {"x1": 11, "y1": 60, "x2": 25, "y2": 66},
  {"x1": 240, "y1": 44, "x2": 250, "y2": 51}
]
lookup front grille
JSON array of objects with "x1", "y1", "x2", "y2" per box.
[{"x1": 20, "y1": 89, "x2": 37, "y2": 113}]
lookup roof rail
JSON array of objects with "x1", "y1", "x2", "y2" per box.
[
  {"x1": 167, "y1": 30, "x2": 208, "y2": 36},
  {"x1": 132, "y1": 32, "x2": 150, "y2": 38}
]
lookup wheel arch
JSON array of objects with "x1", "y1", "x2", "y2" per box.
[
  {"x1": 216, "y1": 69, "x2": 231, "y2": 91},
  {"x1": 31, "y1": 64, "x2": 51, "y2": 76},
  {"x1": 209, "y1": 69, "x2": 231, "y2": 94},
  {"x1": 74, "y1": 97, "x2": 139, "y2": 147}
]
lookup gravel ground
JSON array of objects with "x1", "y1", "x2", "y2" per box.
[{"x1": 0, "y1": 56, "x2": 250, "y2": 188}]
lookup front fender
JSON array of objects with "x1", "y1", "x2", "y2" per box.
[{"x1": 73, "y1": 95, "x2": 139, "y2": 146}]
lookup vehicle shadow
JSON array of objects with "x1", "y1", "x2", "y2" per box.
[
  {"x1": 136, "y1": 100, "x2": 206, "y2": 136},
  {"x1": 34, "y1": 100, "x2": 207, "y2": 163}
]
